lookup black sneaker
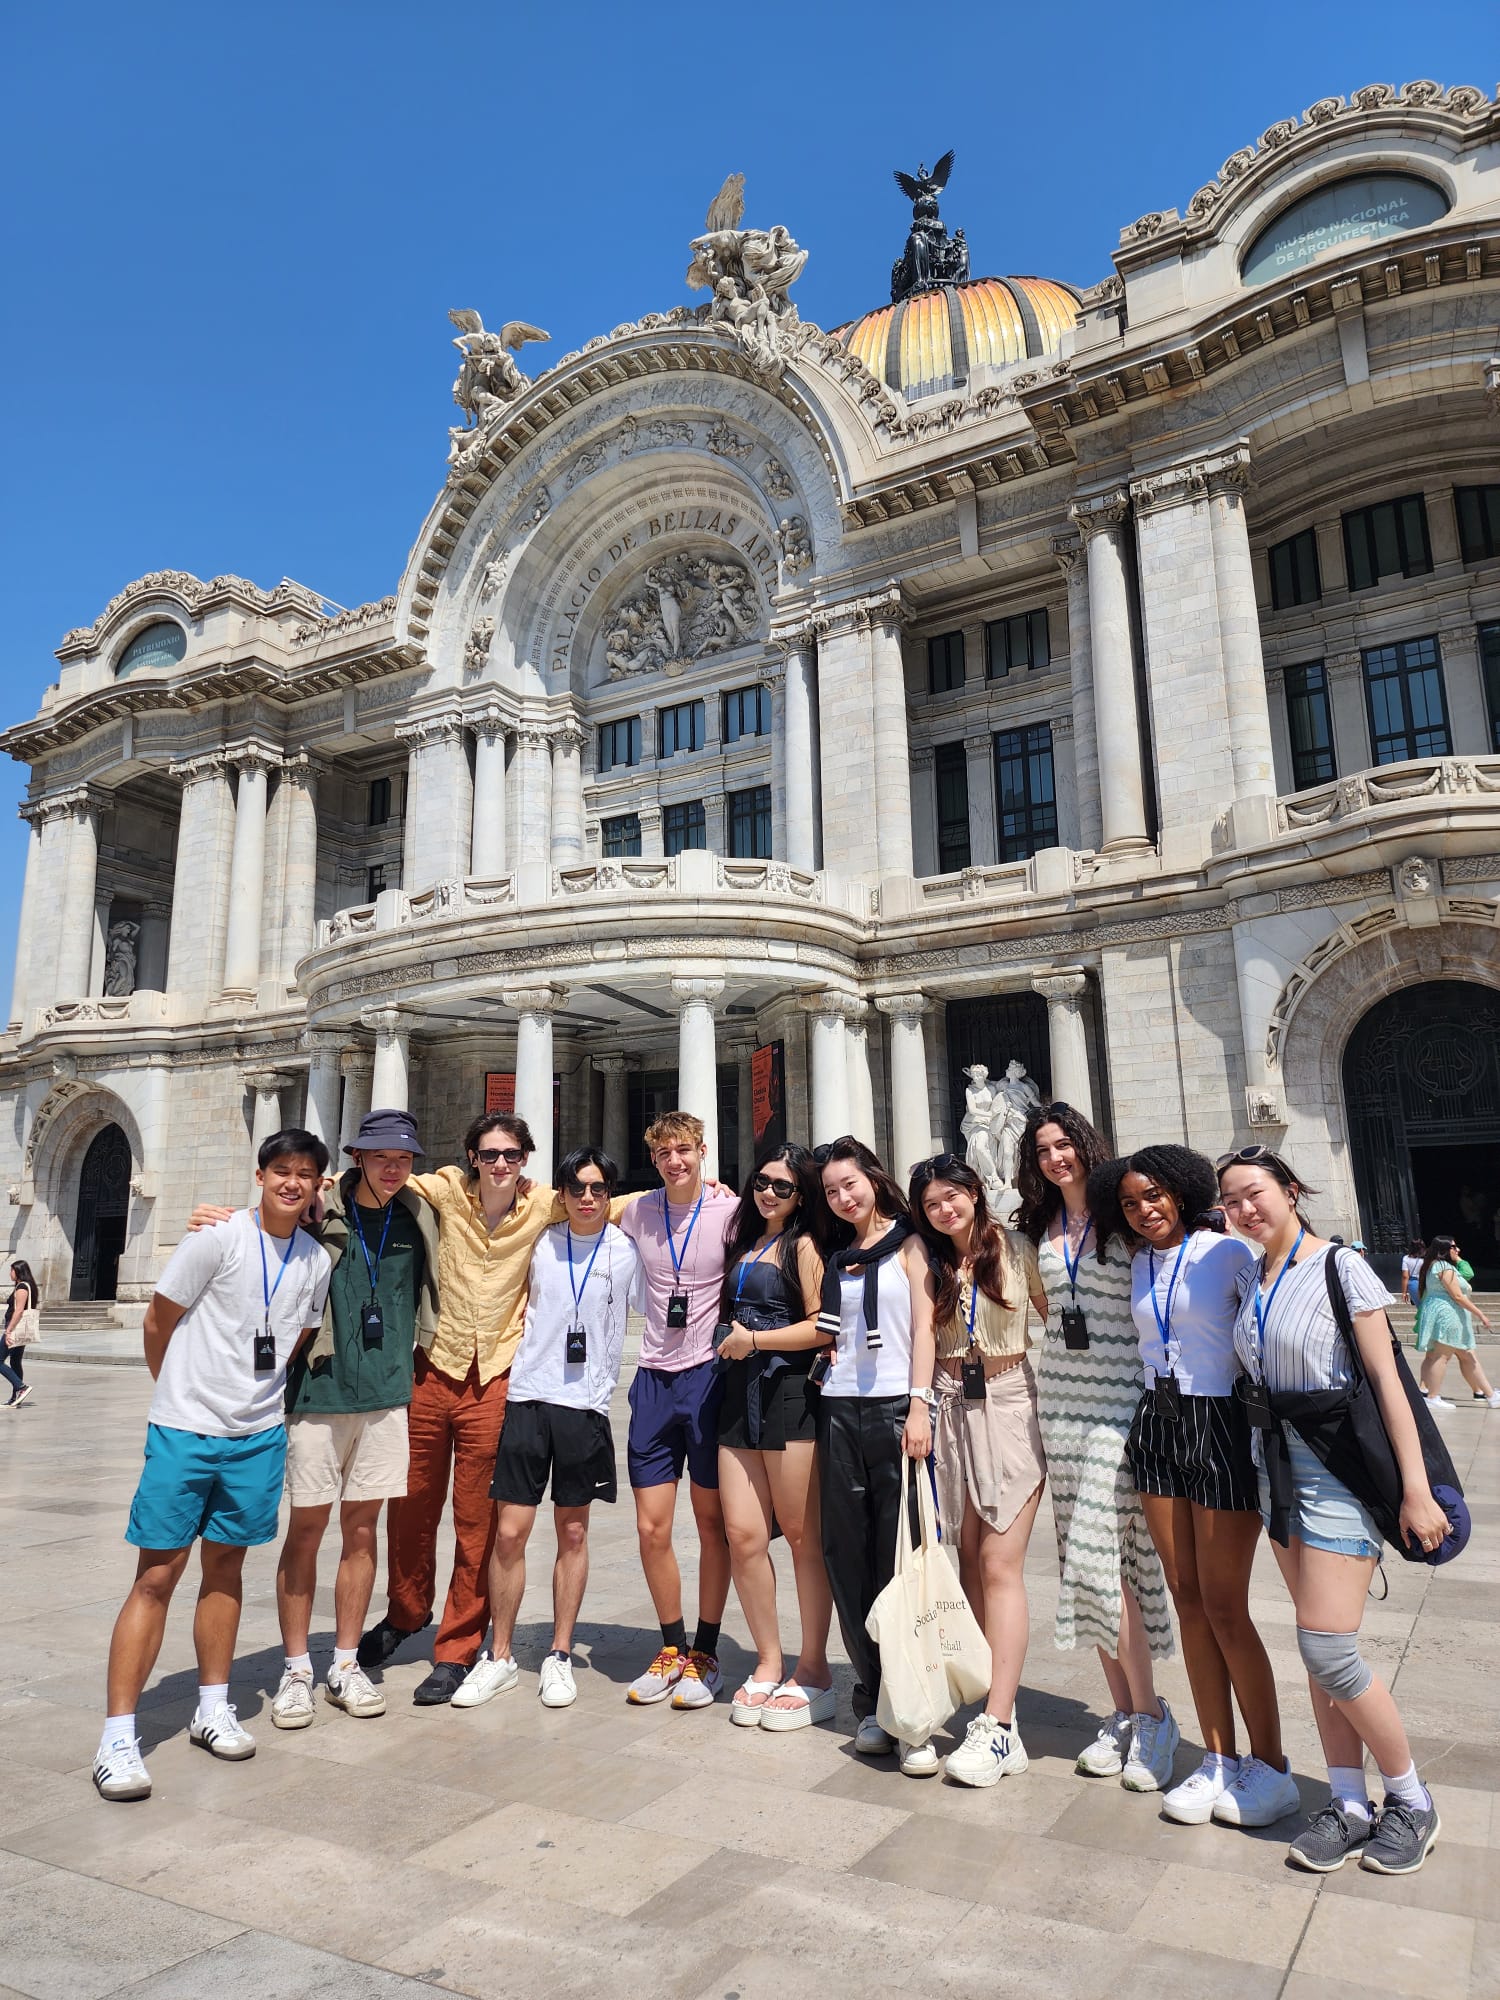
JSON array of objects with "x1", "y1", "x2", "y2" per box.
[
  {"x1": 356, "y1": 1614, "x2": 431, "y2": 1672},
  {"x1": 1360, "y1": 1795, "x2": 1441, "y2": 1875},
  {"x1": 413, "y1": 1661, "x2": 469, "y2": 1707},
  {"x1": 1287, "y1": 1802, "x2": 1373, "y2": 1873}
]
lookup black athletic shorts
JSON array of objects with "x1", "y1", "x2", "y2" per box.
[
  {"x1": 1127, "y1": 1387, "x2": 1257, "y2": 1512},
  {"x1": 490, "y1": 1400, "x2": 618, "y2": 1508}
]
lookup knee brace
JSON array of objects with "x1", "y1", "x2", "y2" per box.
[{"x1": 1297, "y1": 1626, "x2": 1373, "y2": 1703}]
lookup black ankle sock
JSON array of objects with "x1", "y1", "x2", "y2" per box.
[
  {"x1": 691, "y1": 1619, "x2": 721, "y2": 1658},
  {"x1": 661, "y1": 1619, "x2": 688, "y2": 1653}
]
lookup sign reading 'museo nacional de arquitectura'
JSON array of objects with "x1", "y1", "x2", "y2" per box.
[{"x1": 6, "y1": 78, "x2": 1500, "y2": 1314}]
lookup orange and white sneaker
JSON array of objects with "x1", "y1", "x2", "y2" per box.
[
  {"x1": 671, "y1": 1650, "x2": 723, "y2": 1710},
  {"x1": 626, "y1": 1646, "x2": 686, "y2": 1704}
]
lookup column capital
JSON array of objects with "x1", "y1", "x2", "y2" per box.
[
  {"x1": 1069, "y1": 490, "x2": 1130, "y2": 539},
  {"x1": 770, "y1": 618, "x2": 818, "y2": 656},
  {"x1": 591, "y1": 1052, "x2": 637, "y2": 1077},
  {"x1": 638, "y1": 804, "x2": 663, "y2": 830},
  {"x1": 224, "y1": 740, "x2": 281, "y2": 776},
  {"x1": 874, "y1": 991, "x2": 930, "y2": 1021},
  {"x1": 513, "y1": 723, "x2": 553, "y2": 749},
  {"x1": 670, "y1": 969, "x2": 726, "y2": 1009},
  {"x1": 243, "y1": 1068, "x2": 293, "y2": 1095},
  {"x1": 1050, "y1": 711, "x2": 1075, "y2": 738},
  {"x1": 1326, "y1": 649, "x2": 1363, "y2": 679},
  {"x1": 552, "y1": 721, "x2": 587, "y2": 755},
  {"x1": 170, "y1": 748, "x2": 230, "y2": 790},
  {"x1": 29, "y1": 782, "x2": 105, "y2": 825},
  {"x1": 1130, "y1": 443, "x2": 1253, "y2": 516},
  {"x1": 470, "y1": 703, "x2": 511, "y2": 746},
  {"x1": 299, "y1": 1028, "x2": 345, "y2": 1056},
  {"x1": 501, "y1": 981, "x2": 570, "y2": 1016},
  {"x1": 1031, "y1": 968, "x2": 1088, "y2": 1004},
  {"x1": 852, "y1": 586, "x2": 907, "y2": 635},
  {"x1": 1050, "y1": 533, "x2": 1085, "y2": 576},
  {"x1": 397, "y1": 710, "x2": 466, "y2": 750},
  {"x1": 962, "y1": 732, "x2": 993, "y2": 756},
  {"x1": 278, "y1": 750, "x2": 325, "y2": 789},
  {"x1": 359, "y1": 1005, "x2": 409, "y2": 1038},
  {"x1": 800, "y1": 987, "x2": 865, "y2": 1020},
  {"x1": 910, "y1": 745, "x2": 935, "y2": 770}
]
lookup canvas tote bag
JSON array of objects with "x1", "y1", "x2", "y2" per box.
[
  {"x1": 10, "y1": 1299, "x2": 41, "y2": 1345},
  {"x1": 867, "y1": 1457, "x2": 990, "y2": 1743}
]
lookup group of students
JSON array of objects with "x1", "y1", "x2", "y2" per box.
[{"x1": 90, "y1": 1095, "x2": 1462, "y2": 1883}]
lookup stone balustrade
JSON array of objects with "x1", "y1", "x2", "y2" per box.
[{"x1": 1274, "y1": 755, "x2": 1500, "y2": 833}]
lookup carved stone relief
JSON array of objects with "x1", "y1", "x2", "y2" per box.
[{"x1": 603, "y1": 554, "x2": 762, "y2": 679}]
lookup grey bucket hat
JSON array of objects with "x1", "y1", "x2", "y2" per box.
[{"x1": 345, "y1": 1108, "x2": 426, "y2": 1156}]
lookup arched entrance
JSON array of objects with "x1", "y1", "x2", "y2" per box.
[
  {"x1": 1343, "y1": 980, "x2": 1500, "y2": 1287},
  {"x1": 70, "y1": 1123, "x2": 133, "y2": 1301}
]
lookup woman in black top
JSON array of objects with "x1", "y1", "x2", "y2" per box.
[
  {"x1": 2, "y1": 1259, "x2": 39, "y2": 1406},
  {"x1": 716, "y1": 1144, "x2": 833, "y2": 1730}
]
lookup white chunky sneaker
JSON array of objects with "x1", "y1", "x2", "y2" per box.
[
  {"x1": 1212, "y1": 1754, "x2": 1301, "y2": 1828},
  {"x1": 450, "y1": 1651, "x2": 520, "y2": 1709},
  {"x1": 1424, "y1": 1395, "x2": 1455, "y2": 1412},
  {"x1": 1121, "y1": 1700, "x2": 1179, "y2": 1793},
  {"x1": 538, "y1": 1654, "x2": 577, "y2": 1709},
  {"x1": 899, "y1": 1738, "x2": 940, "y2": 1778},
  {"x1": 93, "y1": 1735, "x2": 151, "y2": 1801},
  {"x1": 325, "y1": 1660, "x2": 386, "y2": 1718},
  {"x1": 1162, "y1": 1755, "x2": 1238, "y2": 1825},
  {"x1": 944, "y1": 1713, "x2": 1030, "y2": 1788},
  {"x1": 271, "y1": 1666, "x2": 316, "y2": 1730},
  {"x1": 1076, "y1": 1710, "x2": 1132, "y2": 1777},
  {"x1": 854, "y1": 1716, "x2": 895, "y2": 1757},
  {"x1": 189, "y1": 1701, "x2": 256, "y2": 1761}
]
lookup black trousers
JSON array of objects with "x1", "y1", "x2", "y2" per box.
[{"x1": 816, "y1": 1394, "x2": 918, "y2": 1721}]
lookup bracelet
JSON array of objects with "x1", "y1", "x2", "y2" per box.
[{"x1": 751, "y1": 1332, "x2": 757, "y2": 1351}]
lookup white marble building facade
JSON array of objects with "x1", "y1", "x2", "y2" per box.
[{"x1": 5, "y1": 80, "x2": 1500, "y2": 1311}]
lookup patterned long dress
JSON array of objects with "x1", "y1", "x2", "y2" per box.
[{"x1": 1033, "y1": 1229, "x2": 1174, "y2": 1658}]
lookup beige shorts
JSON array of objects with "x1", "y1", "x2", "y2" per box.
[
  {"x1": 285, "y1": 1408, "x2": 410, "y2": 1507},
  {"x1": 933, "y1": 1356, "x2": 1046, "y2": 1536}
]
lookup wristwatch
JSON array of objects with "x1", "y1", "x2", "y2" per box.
[{"x1": 908, "y1": 1385, "x2": 938, "y2": 1408}]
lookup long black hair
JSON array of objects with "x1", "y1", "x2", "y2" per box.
[
  {"x1": 8, "y1": 1259, "x2": 39, "y2": 1308},
  {"x1": 1214, "y1": 1144, "x2": 1319, "y2": 1226},
  {"x1": 1087, "y1": 1145, "x2": 1221, "y2": 1252},
  {"x1": 1418, "y1": 1234, "x2": 1459, "y2": 1300},
  {"x1": 813, "y1": 1136, "x2": 912, "y2": 1255},
  {"x1": 909, "y1": 1155, "x2": 1013, "y2": 1322},
  {"x1": 1014, "y1": 1102, "x2": 1114, "y2": 1261},
  {"x1": 719, "y1": 1143, "x2": 821, "y2": 1319}
]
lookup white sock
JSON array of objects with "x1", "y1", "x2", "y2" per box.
[
  {"x1": 1379, "y1": 1761, "x2": 1429, "y2": 1809},
  {"x1": 1327, "y1": 1763, "x2": 1370, "y2": 1819},
  {"x1": 100, "y1": 1713, "x2": 135, "y2": 1754},
  {"x1": 1204, "y1": 1751, "x2": 1237, "y2": 1778},
  {"x1": 196, "y1": 1682, "x2": 229, "y2": 1722},
  {"x1": 332, "y1": 1650, "x2": 357, "y2": 1674},
  {"x1": 285, "y1": 1652, "x2": 313, "y2": 1677}
]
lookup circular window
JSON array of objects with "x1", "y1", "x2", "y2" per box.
[
  {"x1": 1241, "y1": 173, "x2": 1449, "y2": 287},
  {"x1": 115, "y1": 621, "x2": 187, "y2": 675}
]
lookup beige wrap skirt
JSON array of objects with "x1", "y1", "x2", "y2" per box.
[{"x1": 933, "y1": 1355, "x2": 1046, "y2": 1536}]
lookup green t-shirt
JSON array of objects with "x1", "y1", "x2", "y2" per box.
[{"x1": 286, "y1": 1200, "x2": 426, "y2": 1415}]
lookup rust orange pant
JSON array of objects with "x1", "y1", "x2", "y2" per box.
[{"x1": 386, "y1": 1354, "x2": 509, "y2": 1664}]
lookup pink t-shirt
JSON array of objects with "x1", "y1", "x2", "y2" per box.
[{"x1": 621, "y1": 1188, "x2": 740, "y2": 1371}]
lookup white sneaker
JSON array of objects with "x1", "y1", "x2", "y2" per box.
[
  {"x1": 1163, "y1": 1755, "x2": 1238, "y2": 1824},
  {"x1": 1425, "y1": 1395, "x2": 1455, "y2": 1412},
  {"x1": 899, "y1": 1738, "x2": 940, "y2": 1778},
  {"x1": 1213, "y1": 1754, "x2": 1301, "y2": 1827},
  {"x1": 944, "y1": 1713, "x2": 1029, "y2": 1788},
  {"x1": 1478, "y1": 1390, "x2": 1500, "y2": 1408},
  {"x1": 1076, "y1": 1710, "x2": 1132, "y2": 1777},
  {"x1": 538, "y1": 1654, "x2": 577, "y2": 1709},
  {"x1": 271, "y1": 1666, "x2": 316, "y2": 1730},
  {"x1": 854, "y1": 1716, "x2": 895, "y2": 1756},
  {"x1": 189, "y1": 1701, "x2": 256, "y2": 1761},
  {"x1": 450, "y1": 1651, "x2": 519, "y2": 1709},
  {"x1": 1121, "y1": 1700, "x2": 1179, "y2": 1793},
  {"x1": 93, "y1": 1735, "x2": 151, "y2": 1801},
  {"x1": 324, "y1": 1660, "x2": 386, "y2": 1718},
  {"x1": 627, "y1": 1646, "x2": 686, "y2": 1705},
  {"x1": 670, "y1": 1650, "x2": 723, "y2": 1710}
]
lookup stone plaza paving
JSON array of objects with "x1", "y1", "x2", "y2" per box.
[{"x1": 0, "y1": 1355, "x2": 1496, "y2": 2000}]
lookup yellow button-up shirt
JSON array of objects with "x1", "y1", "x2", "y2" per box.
[{"x1": 408, "y1": 1168, "x2": 564, "y2": 1386}]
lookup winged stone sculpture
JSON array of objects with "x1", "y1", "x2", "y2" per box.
[
  {"x1": 687, "y1": 174, "x2": 807, "y2": 378},
  {"x1": 448, "y1": 309, "x2": 551, "y2": 429},
  {"x1": 891, "y1": 149, "x2": 969, "y2": 302}
]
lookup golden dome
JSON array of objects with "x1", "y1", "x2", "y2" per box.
[{"x1": 834, "y1": 275, "x2": 1082, "y2": 401}]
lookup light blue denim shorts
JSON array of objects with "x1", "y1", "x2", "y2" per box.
[{"x1": 1257, "y1": 1427, "x2": 1382, "y2": 1559}]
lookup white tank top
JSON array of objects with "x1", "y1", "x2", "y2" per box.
[{"x1": 822, "y1": 1250, "x2": 914, "y2": 1400}]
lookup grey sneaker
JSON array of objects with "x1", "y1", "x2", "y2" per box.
[
  {"x1": 1288, "y1": 1801, "x2": 1374, "y2": 1873},
  {"x1": 1121, "y1": 1700, "x2": 1180, "y2": 1793},
  {"x1": 1360, "y1": 1795, "x2": 1441, "y2": 1875}
]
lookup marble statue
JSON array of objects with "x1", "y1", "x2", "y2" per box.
[
  {"x1": 103, "y1": 921, "x2": 139, "y2": 998},
  {"x1": 962, "y1": 1058, "x2": 1042, "y2": 1220},
  {"x1": 603, "y1": 553, "x2": 761, "y2": 678},
  {"x1": 778, "y1": 515, "x2": 812, "y2": 574},
  {"x1": 446, "y1": 310, "x2": 550, "y2": 459},
  {"x1": 687, "y1": 175, "x2": 807, "y2": 378}
]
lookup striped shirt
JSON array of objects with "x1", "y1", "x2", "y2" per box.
[{"x1": 1232, "y1": 1244, "x2": 1393, "y2": 1394}]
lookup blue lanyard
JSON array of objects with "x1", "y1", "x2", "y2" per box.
[
  {"x1": 256, "y1": 1212, "x2": 299, "y2": 1324},
  {"x1": 733, "y1": 1235, "x2": 779, "y2": 1304},
  {"x1": 663, "y1": 1190, "x2": 705, "y2": 1279},
  {"x1": 349, "y1": 1198, "x2": 393, "y2": 1297},
  {"x1": 1252, "y1": 1226, "x2": 1305, "y2": 1372},
  {"x1": 565, "y1": 1224, "x2": 607, "y2": 1313},
  {"x1": 1149, "y1": 1238, "x2": 1190, "y2": 1375},
  {"x1": 964, "y1": 1271, "x2": 980, "y2": 1348},
  {"x1": 1061, "y1": 1216, "x2": 1092, "y2": 1300}
]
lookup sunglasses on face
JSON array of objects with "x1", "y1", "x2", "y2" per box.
[
  {"x1": 564, "y1": 1179, "x2": 609, "y2": 1198},
  {"x1": 753, "y1": 1173, "x2": 797, "y2": 1200},
  {"x1": 474, "y1": 1147, "x2": 526, "y2": 1167}
]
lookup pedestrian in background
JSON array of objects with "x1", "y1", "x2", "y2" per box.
[{"x1": 1416, "y1": 1235, "x2": 1498, "y2": 1409}]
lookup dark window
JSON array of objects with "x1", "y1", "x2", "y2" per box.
[
  {"x1": 1478, "y1": 623, "x2": 1500, "y2": 751},
  {"x1": 664, "y1": 800, "x2": 706, "y2": 855},
  {"x1": 1284, "y1": 661, "x2": 1336, "y2": 788},
  {"x1": 727, "y1": 785, "x2": 773, "y2": 858},
  {"x1": 659, "y1": 700, "x2": 705, "y2": 758},
  {"x1": 368, "y1": 777, "x2": 392, "y2": 825},
  {"x1": 1363, "y1": 636, "x2": 1451, "y2": 764},
  {"x1": 993, "y1": 724, "x2": 1057, "y2": 862},
  {"x1": 598, "y1": 716, "x2": 642, "y2": 772},
  {"x1": 602, "y1": 812, "x2": 642, "y2": 858},
  {"x1": 934, "y1": 742, "x2": 971, "y2": 872},
  {"x1": 1268, "y1": 529, "x2": 1322, "y2": 610},
  {"x1": 927, "y1": 630, "x2": 965, "y2": 693},
  {"x1": 1342, "y1": 495, "x2": 1433, "y2": 591},
  {"x1": 366, "y1": 862, "x2": 389, "y2": 902},
  {"x1": 1456, "y1": 486, "x2": 1500, "y2": 565},
  {"x1": 723, "y1": 685, "x2": 770, "y2": 742},
  {"x1": 985, "y1": 608, "x2": 1050, "y2": 677}
]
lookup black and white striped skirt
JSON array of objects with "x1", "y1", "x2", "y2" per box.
[{"x1": 1126, "y1": 1387, "x2": 1257, "y2": 1512}]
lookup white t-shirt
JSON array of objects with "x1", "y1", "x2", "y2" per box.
[
  {"x1": 1129, "y1": 1231, "x2": 1255, "y2": 1398},
  {"x1": 149, "y1": 1209, "x2": 332, "y2": 1436},
  {"x1": 509, "y1": 1222, "x2": 642, "y2": 1414},
  {"x1": 822, "y1": 1251, "x2": 916, "y2": 1400}
]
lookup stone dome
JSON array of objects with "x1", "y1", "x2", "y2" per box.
[{"x1": 833, "y1": 274, "x2": 1082, "y2": 401}]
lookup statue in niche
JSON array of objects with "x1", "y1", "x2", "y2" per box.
[
  {"x1": 961, "y1": 1058, "x2": 1042, "y2": 1220},
  {"x1": 778, "y1": 515, "x2": 812, "y2": 574},
  {"x1": 603, "y1": 553, "x2": 762, "y2": 678},
  {"x1": 687, "y1": 174, "x2": 807, "y2": 379},
  {"x1": 446, "y1": 309, "x2": 550, "y2": 459},
  {"x1": 891, "y1": 150, "x2": 970, "y2": 303},
  {"x1": 103, "y1": 921, "x2": 139, "y2": 998}
]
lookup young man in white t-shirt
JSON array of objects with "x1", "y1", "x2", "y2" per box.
[
  {"x1": 93, "y1": 1129, "x2": 332, "y2": 1802},
  {"x1": 453, "y1": 1146, "x2": 641, "y2": 1712}
]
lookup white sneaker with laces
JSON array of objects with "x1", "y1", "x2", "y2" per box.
[
  {"x1": 670, "y1": 1650, "x2": 723, "y2": 1710},
  {"x1": 189, "y1": 1701, "x2": 256, "y2": 1761},
  {"x1": 899, "y1": 1738, "x2": 940, "y2": 1778},
  {"x1": 93, "y1": 1735, "x2": 151, "y2": 1801},
  {"x1": 1076, "y1": 1710, "x2": 1132, "y2": 1777},
  {"x1": 1212, "y1": 1753, "x2": 1301, "y2": 1827},
  {"x1": 325, "y1": 1660, "x2": 386, "y2": 1718},
  {"x1": 271, "y1": 1666, "x2": 316, "y2": 1730},
  {"x1": 450, "y1": 1651, "x2": 520, "y2": 1709},
  {"x1": 1121, "y1": 1700, "x2": 1179, "y2": 1793},
  {"x1": 944, "y1": 1713, "x2": 1029, "y2": 1788},
  {"x1": 538, "y1": 1654, "x2": 577, "y2": 1708},
  {"x1": 1162, "y1": 1755, "x2": 1238, "y2": 1824},
  {"x1": 1425, "y1": 1395, "x2": 1455, "y2": 1412},
  {"x1": 626, "y1": 1646, "x2": 685, "y2": 1705},
  {"x1": 854, "y1": 1716, "x2": 895, "y2": 1756}
]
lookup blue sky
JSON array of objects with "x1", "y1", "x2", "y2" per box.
[{"x1": 1, "y1": 5, "x2": 1493, "y2": 1004}]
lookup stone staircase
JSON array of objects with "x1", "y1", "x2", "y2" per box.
[{"x1": 39, "y1": 1302, "x2": 120, "y2": 1334}]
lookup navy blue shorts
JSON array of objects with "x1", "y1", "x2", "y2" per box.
[{"x1": 627, "y1": 1362, "x2": 724, "y2": 1490}]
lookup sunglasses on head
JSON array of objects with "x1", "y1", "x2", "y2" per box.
[
  {"x1": 474, "y1": 1146, "x2": 526, "y2": 1167},
  {"x1": 1215, "y1": 1144, "x2": 1272, "y2": 1171},
  {"x1": 1041, "y1": 1101, "x2": 1072, "y2": 1118},
  {"x1": 753, "y1": 1173, "x2": 798, "y2": 1200}
]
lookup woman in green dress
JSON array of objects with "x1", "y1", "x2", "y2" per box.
[{"x1": 1416, "y1": 1235, "x2": 1497, "y2": 1409}]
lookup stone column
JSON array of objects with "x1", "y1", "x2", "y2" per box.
[
  {"x1": 166, "y1": 752, "x2": 235, "y2": 1010},
  {"x1": 801, "y1": 991, "x2": 853, "y2": 1144},
  {"x1": 136, "y1": 900, "x2": 171, "y2": 993},
  {"x1": 364, "y1": 1007, "x2": 412, "y2": 1111},
  {"x1": 302, "y1": 1032, "x2": 344, "y2": 1155},
  {"x1": 844, "y1": 1002, "x2": 878, "y2": 1150},
  {"x1": 815, "y1": 616, "x2": 880, "y2": 878},
  {"x1": 54, "y1": 788, "x2": 103, "y2": 1001},
  {"x1": 734, "y1": 1043, "x2": 756, "y2": 1182},
  {"x1": 593, "y1": 1054, "x2": 632, "y2": 1174},
  {"x1": 963, "y1": 732, "x2": 998, "y2": 867},
  {"x1": 1207, "y1": 452, "x2": 1276, "y2": 802},
  {"x1": 9, "y1": 807, "x2": 44, "y2": 1029},
  {"x1": 275, "y1": 755, "x2": 320, "y2": 993},
  {"x1": 550, "y1": 723, "x2": 586, "y2": 867},
  {"x1": 671, "y1": 969, "x2": 725, "y2": 1179},
  {"x1": 1070, "y1": 495, "x2": 1150, "y2": 852},
  {"x1": 513, "y1": 727, "x2": 554, "y2": 868},
  {"x1": 504, "y1": 983, "x2": 567, "y2": 1185},
  {"x1": 876, "y1": 993, "x2": 933, "y2": 1178},
  {"x1": 1325, "y1": 650, "x2": 1369, "y2": 774},
  {"x1": 864, "y1": 594, "x2": 914, "y2": 878},
  {"x1": 221, "y1": 751, "x2": 272, "y2": 999},
  {"x1": 471, "y1": 708, "x2": 508, "y2": 877},
  {"x1": 639, "y1": 804, "x2": 664, "y2": 861},
  {"x1": 398, "y1": 713, "x2": 473, "y2": 887},
  {"x1": 338, "y1": 1053, "x2": 374, "y2": 1157},
  {"x1": 777, "y1": 628, "x2": 818, "y2": 872},
  {"x1": 1051, "y1": 713, "x2": 1081, "y2": 850},
  {"x1": 246, "y1": 1070, "x2": 292, "y2": 1198},
  {"x1": 1031, "y1": 969, "x2": 1093, "y2": 1123},
  {"x1": 1052, "y1": 535, "x2": 1103, "y2": 851}
]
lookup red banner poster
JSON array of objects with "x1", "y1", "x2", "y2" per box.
[
  {"x1": 751, "y1": 1041, "x2": 785, "y2": 1149},
  {"x1": 484, "y1": 1072, "x2": 515, "y2": 1114}
]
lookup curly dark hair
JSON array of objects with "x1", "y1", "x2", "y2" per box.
[
  {"x1": 718, "y1": 1143, "x2": 821, "y2": 1321},
  {"x1": 908, "y1": 1155, "x2": 1013, "y2": 1324},
  {"x1": 1086, "y1": 1145, "x2": 1220, "y2": 1252},
  {"x1": 1014, "y1": 1103, "x2": 1114, "y2": 1260}
]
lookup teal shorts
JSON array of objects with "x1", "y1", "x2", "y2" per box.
[{"x1": 126, "y1": 1423, "x2": 287, "y2": 1551}]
